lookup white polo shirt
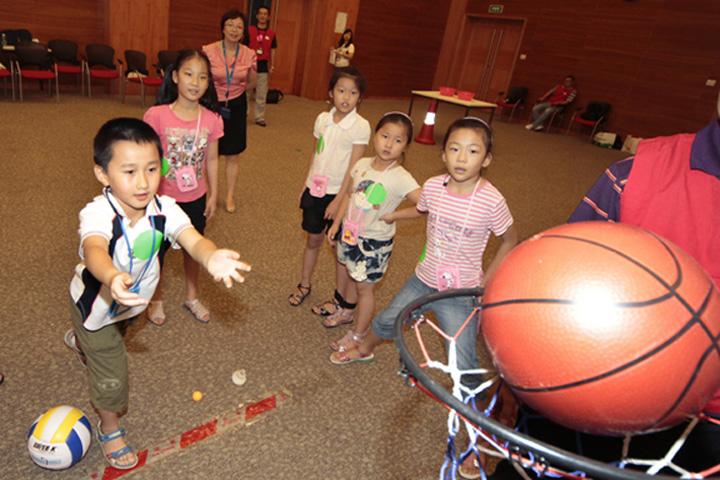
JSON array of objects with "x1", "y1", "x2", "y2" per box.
[
  {"x1": 70, "y1": 191, "x2": 192, "y2": 331},
  {"x1": 305, "y1": 107, "x2": 370, "y2": 195}
]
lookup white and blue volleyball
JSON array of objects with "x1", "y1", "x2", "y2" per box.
[{"x1": 28, "y1": 405, "x2": 92, "y2": 470}]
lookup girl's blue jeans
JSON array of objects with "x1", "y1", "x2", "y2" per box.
[{"x1": 372, "y1": 274, "x2": 481, "y2": 385}]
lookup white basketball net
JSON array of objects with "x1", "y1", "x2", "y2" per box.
[{"x1": 404, "y1": 310, "x2": 720, "y2": 480}]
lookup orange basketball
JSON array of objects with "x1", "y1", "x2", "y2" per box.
[{"x1": 482, "y1": 222, "x2": 720, "y2": 436}]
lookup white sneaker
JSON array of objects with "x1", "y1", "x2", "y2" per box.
[
  {"x1": 534, "y1": 125, "x2": 544, "y2": 131},
  {"x1": 524, "y1": 124, "x2": 534, "y2": 130}
]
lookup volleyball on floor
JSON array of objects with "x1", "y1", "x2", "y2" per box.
[
  {"x1": 27, "y1": 405, "x2": 91, "y2": 470},
  {"x1": 481, "y1": 222, "x2": 720, "y2": 436}
]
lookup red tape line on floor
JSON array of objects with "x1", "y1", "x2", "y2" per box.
[{"x1": 82, "y1": 391, "x2": 290, "y2": 479}]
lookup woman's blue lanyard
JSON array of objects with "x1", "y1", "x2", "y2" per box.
[
  {"x1": 104, "y1": 187, "x2": 158, "y2": 318},
  {"x1": 222, "y1": 40, "x2": 240, "y2": 106}
]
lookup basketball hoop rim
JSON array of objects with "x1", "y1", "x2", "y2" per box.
[{"x1": 392, "y1": 287, "x2": 679, "y2": 480}]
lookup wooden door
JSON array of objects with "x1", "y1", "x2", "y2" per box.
[{"x1": 450, "y1": 16, "x2": 524, "y2": 102}]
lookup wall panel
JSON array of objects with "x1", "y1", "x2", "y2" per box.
[
  {"x1": 1, "y1": 1, "x2": 106, "y2": 52},
  {"x1": 354, "y1": 0, "x2": 451, "y2": 98},
  {"x1": 107, "y1": 0, "x2": 169, "y2": 97},
  {"x1": 109, "y1": 0, "x2": 168, "y2": 56},
  {"x1": 298, "y1": 0, "x2": 360, "y2": 100},
  {"x1": 168, "y1": 0, "x2": 246, "y2": 52},
  {"x1": 450, "y1": 0, "x2": 720, "y2": 138}
]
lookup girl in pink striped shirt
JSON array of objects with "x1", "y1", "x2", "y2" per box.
[{"x1": 330, "y1": 117, "x2": 518, "y2": 377}]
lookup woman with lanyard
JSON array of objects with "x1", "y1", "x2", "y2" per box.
[{"x1": 203, "y1": 9, "x2": 257, "y2": 213}]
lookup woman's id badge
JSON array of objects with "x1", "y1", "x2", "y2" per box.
[
  {"x1": 436, "y1": 264, "x2": 462, "y2": 291},
  {"x1": 175, "y1": 165, "x2": 198, "y2": 192},
  {"x1": 342, "y1": 219, "x2": 360, "y2": 246},
  {"x1": 310, "y1": 174, "x2": 328, "y2": 198}
]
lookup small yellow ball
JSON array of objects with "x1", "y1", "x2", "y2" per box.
[{"x1": 192, "y1": 391, "x2": 203, "y2": 401}]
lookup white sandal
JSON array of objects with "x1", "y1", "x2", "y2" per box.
[{"x1": 184, "y1": 299, "x2": 210, "y2": 323}]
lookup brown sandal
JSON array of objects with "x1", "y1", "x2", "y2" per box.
[
  {"x1": 288, "y1": 283, "x2": 311, "y2": 306},
  {"x1": 311, "y1": 299, "x2": 339, "y2": 316}
]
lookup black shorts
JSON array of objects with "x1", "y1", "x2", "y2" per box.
[
  {"x1": 300, "y1": 188, "x2": 336, "y2": 234},
  {"x1": 178, "y1": 194, "x2": 207, "y2": 235},
  {"x1": 218, "y1": 92, "x2": 247, "y2": 156}
]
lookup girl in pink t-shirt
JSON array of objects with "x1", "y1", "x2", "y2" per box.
[{"x1": 143, "y1": 49, "x2": 224, "y2": 325}]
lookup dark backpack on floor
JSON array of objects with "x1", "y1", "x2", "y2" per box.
[{"x1": 267, "y1": 89, "x2": 284, "y2": 104}]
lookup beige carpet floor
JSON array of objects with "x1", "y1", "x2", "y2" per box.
[{"x1": 0, "y1": 89, "x2": 628, "y2": 479}]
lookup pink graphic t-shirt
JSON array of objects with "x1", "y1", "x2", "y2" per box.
[{"x1": 144, "y1": 104, "x2": 224, "y2": 203}]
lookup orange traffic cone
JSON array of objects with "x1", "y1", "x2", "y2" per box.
[{"x1": 414, "y1": 99, "x2": 438, "y2": 145}]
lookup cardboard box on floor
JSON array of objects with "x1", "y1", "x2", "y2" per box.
[{"x1": 622, "y1": 135, "x2": 644, "y2": 154}]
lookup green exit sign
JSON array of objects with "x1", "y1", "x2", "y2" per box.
[{"x1": 489, "y1": 5, "x2": 504, "y2": 13}]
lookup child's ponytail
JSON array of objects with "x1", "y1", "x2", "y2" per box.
[{"x1": 154, "y1": 64, "x2": 178, "y2": 106}]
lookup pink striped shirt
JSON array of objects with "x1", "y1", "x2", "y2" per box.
[{"x1": 416, "y1": 175, "x2": 514, "y2": 289}]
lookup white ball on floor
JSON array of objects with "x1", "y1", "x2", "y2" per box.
[
  {"x1": 28, "y1": 405, "x2": 91, "y2": 470},
  {"x1": 232, "y1": 369, "x2": 246, "y2": 386}
]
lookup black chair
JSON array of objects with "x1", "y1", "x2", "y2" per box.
[
  {"x1": 14, "y1": 41, "x2": 58, "y2": 102},
  {"x1": 154, "y1": 50, "x2": 178, "y2": 77},
  {"x1": 48, "y1": 39, "x2": 83, "y2": 94},
  {"x1": 566, "y1": 101, "x2": 612, "y2": 141},
  {"x1": 546, "y1": 108, "x2": 567, "y2": 133},
  {"x1": 1, "y1": 29, "x2": 32, "y2": 46},
  {"x1": 120, "y1": 50, "x2": 163, "y2": 107},
  {"x1": 84, "y1": 44, "x2": 121, "y2": 99},
  {"x1": 494, "y1": 86, "x2": 528, "y2": 123},
  {"x1": 0, "y1": 50, "x2": 15, "y2": 101}
]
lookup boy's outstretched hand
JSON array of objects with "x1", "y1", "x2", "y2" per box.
[
  {"x1": 206, "y1": 249, "x2": 252, "y2": 287},
  {"x1": 110, "y1": 273, "x2": 149, "y2": 307}
]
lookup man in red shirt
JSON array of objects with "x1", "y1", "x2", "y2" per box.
[
  {"x1": 525, "y1": 75, "x2": 577, "y2": 131},
  {"x1": 248, "y1": 6, "x2": 277, "y2": 127}
]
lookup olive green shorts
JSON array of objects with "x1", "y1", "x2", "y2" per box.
[{"x1": 70, "y1": 301, "x2": 134, "y2": 413}]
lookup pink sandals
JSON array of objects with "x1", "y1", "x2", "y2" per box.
[{"x1": 322, "y1": 307, "x2": 355, "y2": 328}]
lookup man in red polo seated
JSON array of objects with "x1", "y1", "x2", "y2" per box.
[{"x1": 525, "y1": 75, "x2": 577, "y2": 131}]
